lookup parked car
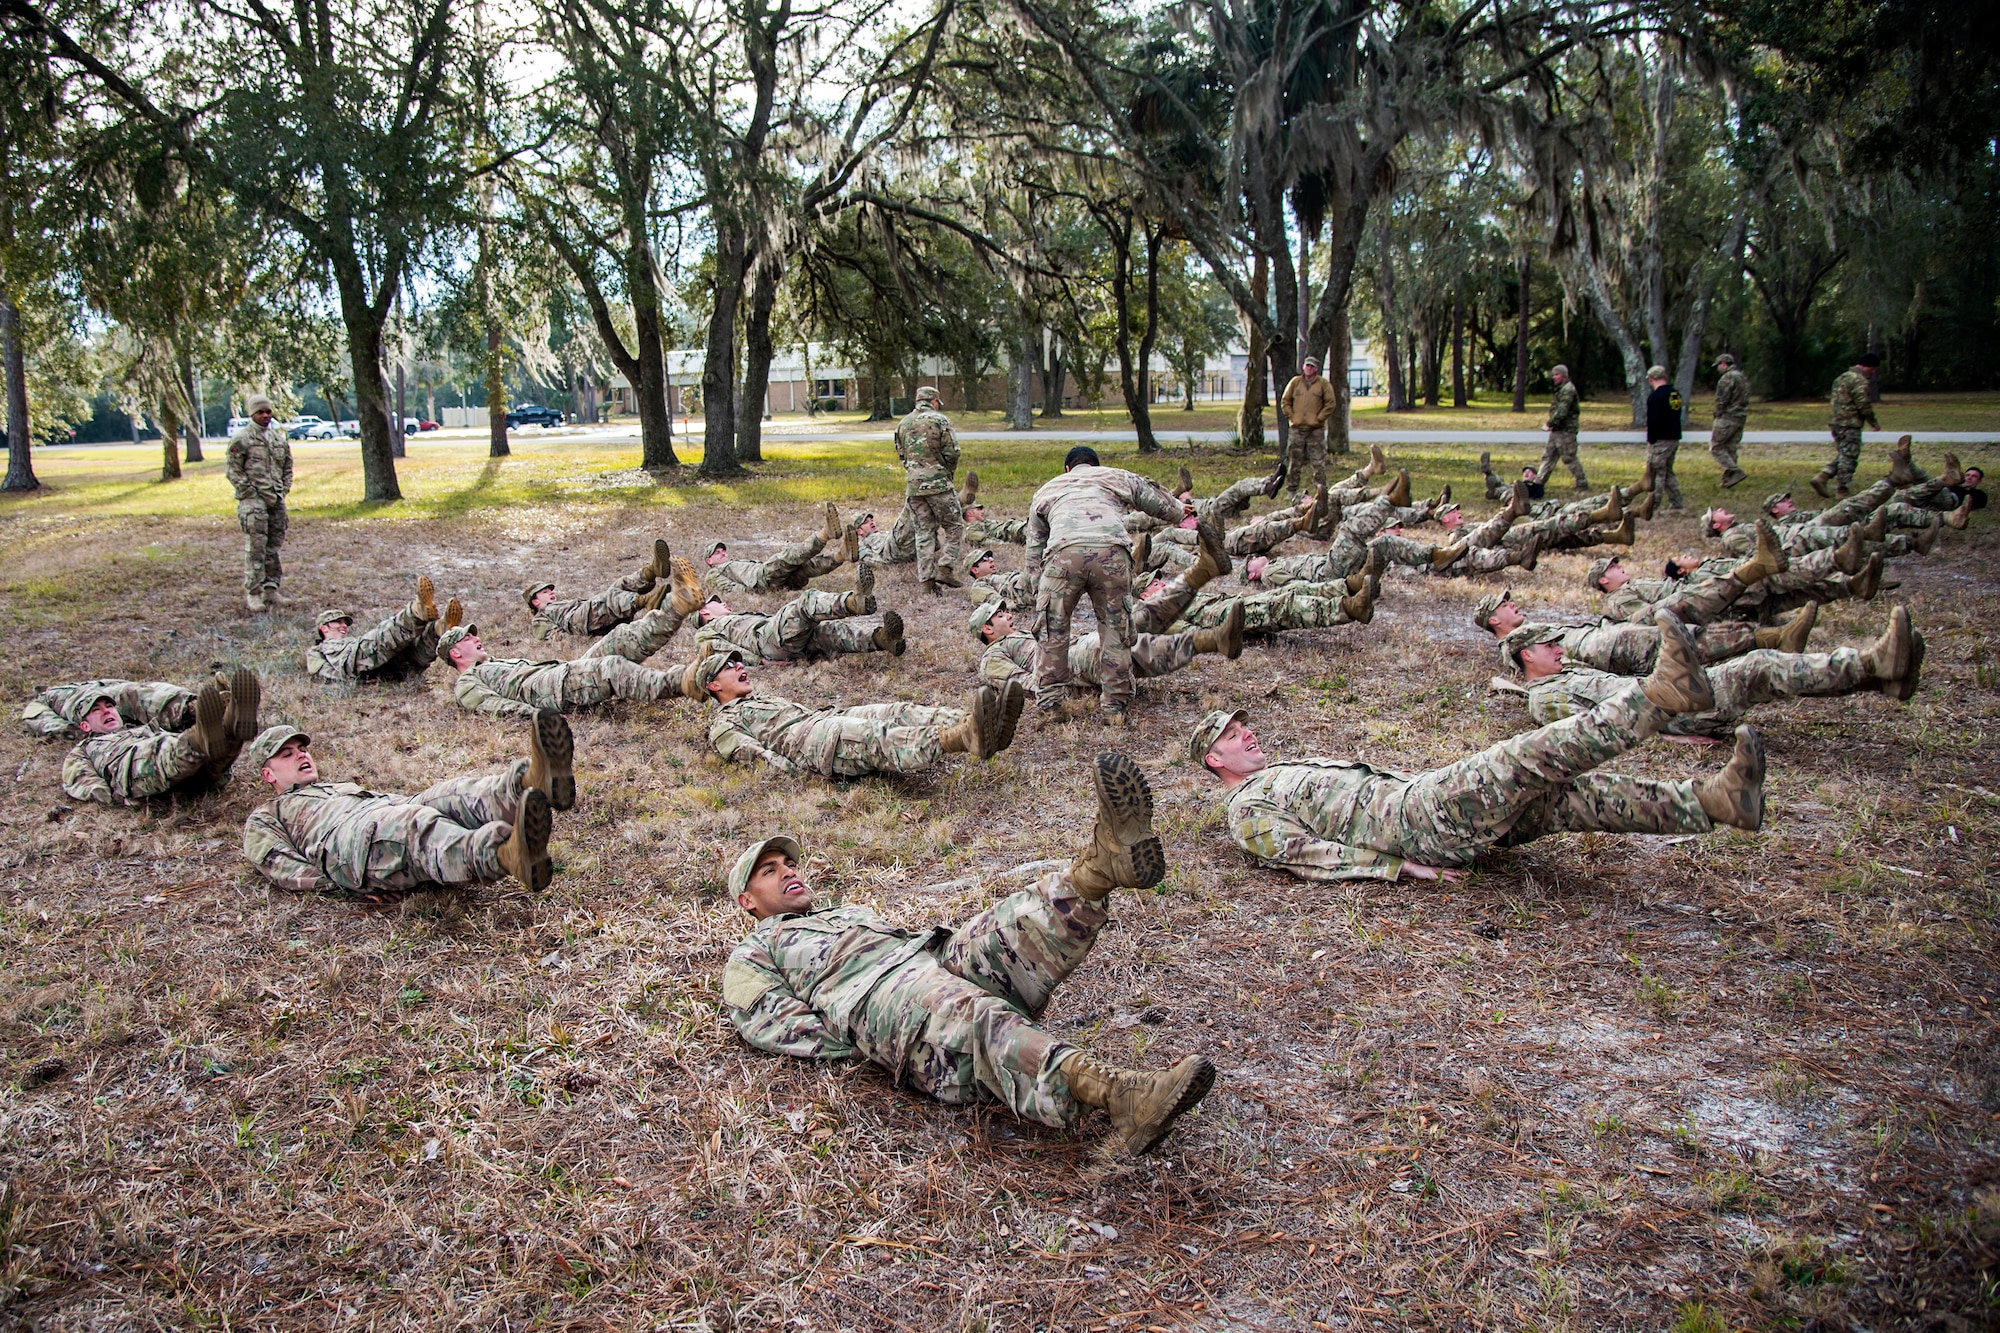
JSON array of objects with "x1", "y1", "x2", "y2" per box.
[
  {"x1": 225, "y1": 416, "x2": 252, "y2": 436},
  {"x1": 415, "y1": 419, "x2": 439, "y2": 431},
  {"x1": 300, "y1": 421, "x2": 340, "y2": 440},
  {"x1": 339, "y1": 420, "x2": 360, "y2": 437},
  {"x1": 505, "y1": 404, "x2": 564, "y2": 428},
  {"x1": 285, "y1": 415, "x2": 328, "y2": 439}
]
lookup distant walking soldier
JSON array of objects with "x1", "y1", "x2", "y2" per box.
[
  {"x1": 1709, "y1": 353, "x2": 1751, "y2": 489},
  {"x1": 719, "y1": 753, "x2": 1216, "y2": 1155},
  {"x1": 895, "y1": 387, "x2": 966, "y2": 592},
  {"x1": 1279, "y1": 356, "x2": 1339, "y2": 497},
  {"x1": 226, "y1": 394, "x2": 293, "y2": 612},
  {"x1": 309, "y1": 577, "x2": 462, "y2": 686},
  {"x1": 1814, "y1": 352, "x2": 1881, "y2": 498},
  {"x1": 1643, "y1": 365, "x2": 1686, "y2": 512},
  {"x1": 1193, "y1": 612, "x2": 1767, "y2": 882},
  {"x1": 241, "y1": 711, "x2": 570, "y2": 898},
  {"x1": 62, "y1": 668, "x2": 261, "y2": 805},
  {"x1": 1535, "y1": 365, "x2": 1587, "y2": 490}
]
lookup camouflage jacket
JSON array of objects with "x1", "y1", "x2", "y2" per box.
[
  {"x1": 225, "y1": 423, "x2": 293, "y2": 506},
  {"x1": 966, "y1": 517, "x2": 1029, "y2": 545},
  {"x1": 709, "y1": 694, "x2": 833, "y2": 773},
  {"x1": 1712, "y1": 369, "x2": 1750, "y2": 423},
  {"x1": 242, "y1": 782, "x2": 420, "y2": 895},
  {"x1": 1829, "y1": 370, "x2": 1877, "y2": 431},
  {"x1": 723, "y1": 906, "x2": 944, "y2": 1058},
  {"x1": 977, "y1": 631, "x2": 1038, "y2": 688},
  {"x1": 971, "y1": 570, "x2": 1034, "y2": 611},
  {"x1": 894, "y1": 407, "x2": 959, "y2": 497},
  {"x1": 62, "y1": 728, "x2": 183, "y2": 804},
  {"x1": 452, "y1": 659, "x2": 564, "y2": 718},
  {"x1": 1226, "y1": 759, "x2": 1416, "y2": 882},
  {"x1": 1545, "y1": 381, "x2": 1581, "y2": 433},
  {"x1": 1026, "y1": 466, "x2": 1184, "y2": 572},
  {"x1": 22, "y1": 679, "x2": 196, "y2": 737},
  {"x1": 1602, "y1": 576, "x2": 1684, "y2": 622}
]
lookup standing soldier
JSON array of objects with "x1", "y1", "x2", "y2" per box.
[
  {"x1": 1278, "y1": 356, "x2": 1338, "y2": 498},
  {"x1": 226, "y1": 394, "x2": 294, "y2": 612},
  {"x1": 894, "y1": 386, "x2": 965, "y2": 593},
  {"x1": 1709, "y1": 353, "x2": 1751, "y2": 489},
  {"x1": 1814, "y1": 352, "x2": 1881, "y2": 498},
  {"x1": 1026, "y1": 446, "x2": 1191, "y2": 726},
  {"x1": 1535, "y1": 364, "x2": 1587, "y2": 490},
  {"x1": 1643, "y1": 365, "x2": 1686, "y2": 512}
]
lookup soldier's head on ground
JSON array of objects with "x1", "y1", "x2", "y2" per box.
[
  {"x1": 963, "y1": 503, "x2": 985, "y2": 521},
  {"x1": 1762, "y1": 491, "x2": 1797, "y2": 519},
  {"x1": 1500, "y1": 623, "x2": 1566, "y2": 672},
  {"x1": 852, "y1": 513, "x2": 877, "y2": 537},
  {"x1": 316, "y1": 609, "x2": 354, "y2": 641},
  {"x1": 1714, "y1": 352, "x2": 1737, "y2": 369},
  {"x1": 969, "y1": 600, "x2": 1014, "y2": 644},
  {"x1": 1588, "y1": 556, "x2": 1628, "y2": 592},
  {"x1": 1703, "y1": 506, "x2": 1737, "y2": 537},
  {"x1": 1664, "y1": 554, "x2": 1701, "y2": 578},
  {"x1": 1551, "y1": 364, "x2": 1569, "y2": 385},
  {"x1": 731, "y1": 834, "x2": 810, "y2": 919},
  {"x1": 704, "y1": 541, "x2": 728, "y2": 567},
  {"x1": 437, "y1": 625, "x2": 485, "y2": 670},
  {"x1": 1473, "y1": 589, "x2": 1522, "y2": 636},
  {"x1": 1965, "y1": 466, "x2": 1984, "y2": 488},
  {"x1": 1244, "y1": 555, "x2": 1270, "y2": 583},
  {"x1": 697, "y1": 598, "x2": 731, "y2": 624},
  {"x1": 966, "y1": 548, "x2": 997, "y2": 578},
  {"x1": 1438, "y1": 507, "x2": 1464, "y2": 532},
  {"x1": 524, "y1": 581, "x2": 556, "y2": 613},
  {"x1": 1857, "y1": 351, "x2": 1881, "y2": 373},
  {"x1": 249, "y1": 726, "x2": 314, "y2": 793},
  {"x1": 247, "y1": 394, "x2": 274, "y2": 424},
  {"x1": 695, "y1": 649, "x2": 752, "y2": 703},
  {"x1": 1064, "y1": 446, "x2": 1101, "y2": 471},
  {"x1": 77, "y1": 696, "x2": 122, "y2": 735},
  {"x1": 1191, "y1": 709, "x2": 1266, "y2": 785}
]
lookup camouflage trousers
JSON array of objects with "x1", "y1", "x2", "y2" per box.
[
  {"x1": 1813, "y1": 480, "x2": 1895, "y2": 527},
  {"x1": 1507, "y1": 509, "x2": 1605, "y2": 554},
  {"x1": 908, "y1": 490, "x2": 966, "y2": 582},
  {"x1": 824, "y1": 702, "x2": 965, "y2": 777},
  {"x1": 1036, "y1": 545, "x2": 1136, "y2": 710},
  {"x1": 1675, "y1": 648, "x2": 1864, "y2": 737},
  {"x1": 581, "y1": 607, "x2": 686, "y2": 662},
  {"x1": 1646, "y1": 440, "x2": 1684, "y2": 510},
  {"x1": 314, "y1": 604, "x2": 441, "y2": 683},
  {"x1": 23, "y1": 680, "x2": 197, "y2": 736},
  {"x1": 1826, "y1": 425, "x2": 1865, "y2": 490},
  {"x1": 1157, "y1": 508, "x2": 1304, "y2": 559},
  {"x1": 543, "y1": 656, "x2": 684, "y2": 709},
  {"x1": 967, "y1": 517, "x2": 1030, "y2": 545},
  {"x1": 709, "y1": 534, "x2": 830, "y2": 597},
  {"x1": 1567, "y1": 620, "x2": 1756, "y2": 675},
  {"x1": 847, "y1": 869, "x2": 1104, "y2": 1128},
  {"x1": 1181, "y1": 583, "x2": 1359, "y2": 635},
  {"x1": 357, "y1": 763, "x2": 525, "y2": 891},
  {"x1": 1285, "y1": 424, "x2": 1329, "y2": 497},
  {"x1": 1199, "y1": 476, "x2": 1268, "y2": 523},
  {"x1": 237, "y1": 499, "x2": 287, "y2": 594},
  {"x1": 1639, "y1": 573, "x2": 1751, "y2": 627},
  {"x1": 1536, "y1": 430, "x2": 1588, "y2": 489},
  {"x1": 859, "y1": 505, "x2": 919, "y2": 565},
  {"x1": 1481, "y1": 462, "x2": 1509, "y2": 502},
  {"x1": 1328, "y1": 466, "x2": 1375, "y2": 507},
  {"x1": 705, "y1": 589, "x2": 877, "y2": 662},
  {"x1": 1709, "y1": 418, "x2": 1745, "y2": 474},
  {"x1": 82, "y1": 729, "x2": 209, "y2": 802},
  {"x1": 1062, "y1": 630, "x2": 1198, "y2": 687},
  {"x1": 538, "y1": 571, "x2": 654, "y2": 637}
]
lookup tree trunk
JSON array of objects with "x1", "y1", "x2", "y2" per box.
[
  {"x1": 1419, "y1": 310, "x2": 1440, "y2": 407},
  {"x1": 1038, "y1": 332, "x2": 1064, "y2": 418},
  {"x1": 1379, "y1": 233, "x2": 1406, "y2": 413},
  {"x1": 867, "y1": 356, "x2": 894, "y2": 420},
  {"x1": 699, "y1": 220, "x2": 747, "y2": 477},
  {"x1": 486, "y1": 319, "x2": 509, "y2": 457},
  {"x1": 1513, "y1": 253, "x2": 1531, "y2": 412},
  {"x1": 393, "y1": 352, "x2": 407, "y2": 458},
  {"x1": 1134, "y1": 228, "x2": 1163, "y2": 453},
  {"x1": 1008, "y1": 329, "x2": 1033, "y2": 429},
  {"x1": 1109, "y1": 213, "x2": 1159, "y2": 453},
  {"x1": 1451, "y1": 280, "x2": 1467, "y2": 407},
  {"x1": 332, "y1": 269, "x2": 401, "y2": 503},
  {"x1": 736, "y1": 252, "x2": 778, "y2": 464},
  {"x1": 181, "y1": 353, "x2": 204, "y2": 462},
  {"x1": 2, "y1": 294, "x2": 37, "y2": 492},
  {"x1": 158, "y1": 394, "x2": 182, "y2": 480},
  {"x1": 1326, "y1": 302, "x2": 1352, "y2": 455},
  {"x1": 1237, "y1": 255, "x2": 1268, "y2": 448}
]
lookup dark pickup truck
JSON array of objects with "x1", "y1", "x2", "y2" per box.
[{"x1": 505, "y1": 404, "x2": 564, "y2": 428}]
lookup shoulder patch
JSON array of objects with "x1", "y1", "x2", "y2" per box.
[{"x1": 721, "y1": 957, "x2": 776, "y2": 1011}]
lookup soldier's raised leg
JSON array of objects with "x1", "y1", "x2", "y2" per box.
[{"x1": 1814, "y1": 478, "x2": 1895, "y2": 527}]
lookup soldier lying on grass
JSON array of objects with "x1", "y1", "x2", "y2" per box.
[
  {"x1": 61, "y1": 669, "x2": 261, "y2": 805},
  {"x1": 525, "y1": 539, "x2": 683, "y2": 638},
  {"x1": 720, "y1": 752, "x2": 1216, "y2": 1156},
  {"x1": 970, "y1": 597, "x2": 1245, "y2": 700},
  {"x1": 440, "y1": 622, "x2": 692, "y2": 718},
  {"x1": 1193, "y1": 612, "x2": 1767, "y2": 882},
  {"x1": 695, "y1": 567, "x2": 903, "y2": 662},
  {"x1": 241, "y1": 710, "x2": 572, "y2": 898},
  {"x1": 1475, "y1": 591, "x2": 1767, "y2": 675},
  {"x1": 702, "y1": 503, "x2": 855, "y2": 598},
  {"x1": 23, "y1": 677, "x2": 205, "y2": 736},
  {"x1": 310, "y1": 576, "x2": 464, "y2": 685}
]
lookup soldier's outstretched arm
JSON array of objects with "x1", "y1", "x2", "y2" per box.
[
  {"x1": 709, "y1": 719, "x2": 798, "y2": 773},
  {"x1": 59, "y1": 748, "x2": 114, "y2": 805},
  {"x1": 723, "y1": 951, "x2": 854, "y2": 1059},
  {"x1": 1025, "y1": 508, "x2": 1050, "y2": 578},
  {"x1": 452, "y1": 675, "x2": 540, "y2": 719},
  {"x1": 243, "y1": 808, "x2": 336, "y2": 894}
]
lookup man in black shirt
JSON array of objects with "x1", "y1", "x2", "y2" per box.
[{"x1": 1644, "y1": 365, "x2": 1686, "y2": 513}]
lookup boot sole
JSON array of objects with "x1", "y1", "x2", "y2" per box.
[
  {"x1": 1731, "y1": 725, "x2": 1766, "y2": 831},
  {"x1": 1092, "y1": 753, "x2": 1164, "y2": 889},
  {"x1": 654, "y1": 539, "x2": 671, "y2": 579},
  {"x1": 1196, "y1": 517, "x2": 1230, "y2": 578},
  {"x1": 1896, "y1": 631, "x2": 1926, "y2": 702},
  {"x1": 1125, "y1": 1056, "x2": 1217, "y2": 1156},
  {"x1": 195, "y1": 685, "x2": 231, "y2": 773},
  {"x1": 226, "y1": 667, "x2": 261, "y2": 744},
  {"x1": 1648, "y1": 612, "x2": 1715, "y2": 713},
  {"x1": 531, "y1": 708, "x2": 575, "y2": 811},
  {"x1": 416, "y1": 574, "x2": 437, "y2": 620},
  {"x1": 975, "y1": 686, "x2": 1004, "y2": 760},
  {"x1": 996, "y1": 679, "x2": 1026, "y2": 752},
  {"x1": 506, "y1": 788, "x2": 555, "y2": 891},
  {"x1": 880, "y1": 609, "x2": 906, "y2": 657}
]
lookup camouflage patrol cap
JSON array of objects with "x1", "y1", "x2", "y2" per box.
[
  {"x1": 1472, "y1": 588, "x2": 1514, "y2": 631},
  {"x1": 315, "y1": 609, "x2": 354, "y2": 630},
  {"x1": 1585, "y1": 556, "x2": 1620, "y2": 588},
  {"x1": 1188, "y1": 708, "x2": 1249, "y2": 765},
  {"x1": 966, "y1": 546, "x2": 996, "y2": 570},
  {"x1": 435, "y1": 623, "x2": 479, "y2": 664},
  {"x1": 246, "y1": 723, "x2": 311, "y2": 772},
  {"x1": 1551, "y1": 364, "x2": 1569, "y2": 378},
  {"x1": 522, "y1": 581, "x2": 555, "y2": 610},
  {"x1": 727, "y1": 834, "x2": 805, "y2": 898},
  {"x1": 704, "y1": 540, "x2": 727, "y2": 561},
  {"x1": 967, "y1": 599, "x2": 1006, "y2": 639},
  {"x1": 1761, "y1": 491, "x2": 1791, "y2": 515},
  {"x1": 1499, "y1": 624, "x2": 1564, "y2": 668},
  {"x1": 693, "y1": 648, "x2": 747, "y2": 693},
  {"x1": 915, "y1": 386, "x2": 940, "y2": 403},
  {"x1": 1714, "y1": 351, "x2": 1737, "y2": 367},
  {"x1": 1646, "y1": 364, "x2": 1668, "y2": 380}
]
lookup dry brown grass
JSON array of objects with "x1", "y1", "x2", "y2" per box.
[{"x1": 1, "y1": 440, "x2": 1996, "y2": 1331}]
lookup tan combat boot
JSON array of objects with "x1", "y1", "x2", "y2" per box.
[
  {"x1": 1896, "y1": 627, "x2": 1926, "y2": 702},
  {"x1": 1429, "y1": 540, "x2": 1468, "y2": 570},
  {"x1": 413, "y1": 574, "x2": 440, "y2": 622},
  {"x1": 938, "y1": 686, "x2": 1001, "y2": 759},
  {"x1": 1754, "y1": 602, "x2": 1816, "y2": 652},
  {"x1": 1340, "y1": 574, "x2": 1379, "y2": 625},
  {"x1": 670, "y1": 556, "x2": 703, "y2": 617},
  {"x1": 1809, "y1": 468, "x2": 1835, "y2": 499},
  {"x1": 1601, "y1": 516, "x2": 1637, "y2": 546},
  {"x1": 1185, "y1": 517, "x2": 1230, "y2": 588},
  {"x1": 1641, "y1": 610, "x2": 1715, "y2": 714},
  {"x1": 526, "y1": 708, "x2": 575, "y2": 812},
  {"x1": 1132, "y1": 531, "x2": 1153, "y2": 577},
  {"x1": 1069, "y1": 751, "x2": 1165, "y2": 898},
  {"x1": 191, "y1": 682, "x2": 229, "y2": 775},
  {"x1": 640, "y1": 538, "x2": 671, "y2": 586},
  {"x1": 1857, "y1": 507, "x2": 1888, "y2": 544},
  {"x1": 841, "y1": 519, "x2": 861, "y2": 564},
  {"x1": 959, "y1": 469, "x2": 980, "y2": 509},
  {"x1": 1177, "y1": 464, "x2": 1194, "y2": 496},
  {"x1": 1428, "y1": 483, "x2": 1453, "y2": 512},
  {"x1": 1886, "y1": 435, "x2": 1919, "y2": 488},
  {"x1": 495, "y1": 788, "x2": 554, "y2": 891},
  {"x1": 635, "y1": 579, "x2": 672, "y2": 612},
  {"x1": 1514, "y1": 531, "x2": 1543, "y2": 572},
  {"x1": 1731, "y1": 518, "x2": 1790, "y2": 586},
  {"x1": 1589, "y1": 487, "x2": 1625, "y2": 526},
  {"x1": 1849, "y1": 551, "x2": 1886, "y2": 600},
  {"x1": 993, "y1": 678, "x2": 1026, "y2": 753},
  {"x1": 443, "y1": 598, "x2": 464, "y2": 630},
  {"x1": 1191, "y1": 600, "x2": 1246, "y2": 660},
  {"x1": 1383, "y1": 469, "x2": 1412, "y2": 507},
  {"x1": 679, "y1": 661, "x2": 704, "y2": 699},
  {"x1": 245, "y1": 588, "x2": 266, "y2": 613},
  {"x1": 1945, "y1": 492, "x2": 1974, "y2": 530},
  {"x1": 821, "y1": 501, "x2": 842, "y2": 546},
  {"x1": 1060, "y1": 1052, "x2": 1217, "y2": 1156},
  {"x1": 840, "y1": 587, "x2": 874, "y2": 616},
  {"x1": 1261, "y1": 458, "x2": 1287, "y2": 497},
  {"x1": 1913, "y1": 515, "x2": 1942, "y2": 555},
  {"x1": 1635, "y1": 461, "x2": 1655, "y2": 502},
  {"x1": 219, "y1": 665, "x2": 261, "y2": 781},
  {"x1": 1832, "y1": 520, "x2": 1868, "y2": 575},
  {"x1": 1696, "y1": 725, "x2": 1766, "y2": 830},
  {"x1": 1629, "y1": 486, "x2": 1657, "y2": 521},
  {"x1": 1369, "y1": 443, "x2": 1388, "y2": 477},
  {"x1": 1940, "y1": 452, "x2": 1964, "y2": 488},
  {"x1": 872, "y1": 609, "x2": 905, "y2": 657},
  {"x1": 933, "y1": 565, "x2": 963, "y2": 590},
  {"x1": 1859, "y1": 604, "x2": 1913, "y2": 694},
  {"x1": 1506, "y1": 482, "x2": 1532, "y2": 520},
  {"x1": 1311, "y1": 489, "x2": 1342, "y2": 540}
]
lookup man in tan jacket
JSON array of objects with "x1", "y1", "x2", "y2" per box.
[{"x1": 1279, "y1": 357, "x2": 1339, "y2": 500}]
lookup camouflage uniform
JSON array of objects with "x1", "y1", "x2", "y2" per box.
[
  {"x1": 1126, "y1": 474, "x2": 1279, "y2": 534},
  {"x1": 1605, "y1": 547, "x2": 1849, "y2": 627},
  {"x1": 1171, "y1": 583, "x2": 1362, "y2": 636},
  {"x1": 225, "y1": 419, "x2": 293, "y2": 597},
  {"x1": 895, "y1": 404, "x2": 964, "y2": 582},
  {"x1": 1710, "y1": 367, "x2": 1751, "y2": 474},
  {"x1": 977, "y1": 628, "x2": 1197, "y2": 692},
  {"x1": 1826, "y1": 369, "x2": 1879, "y2": 491},
  {"x1": 708, "y1": 693, "x2": 964, "y2": 777},
  {"x1": 1026, "y1": 466, "x2": 1186, "y2": 711},
  {"x1": 696, "y1": 590, "x2": 877, "y2": 664},
  {"x1": 1537, "y1": 380, "x2": 1587, "y2": 488},
  {"x1": 244, "y1": 762, "x2": 528, "y2": 896},
  {"x1": 859, "y1": 506, "x2": 919, "y2": 566},
  {"x1": 452, "y1": 627, "x2": 685, "y2": 717},
  {"x1": 704, "y1": 534, "x2": 838, "y2": 599},
  {"x1": 531, "y1": 571, "x2": 656, "y2": 639},
  {"x1": 1279, "y1": 372, "x2": 1338, "y2": 495},
  {"x1": 308, "y1": 606, "x2": 442, "y2": 685},
  {"x1": 22, "y1": 680, "x2": 197, "y2": 736},
  {"x1": 1514, "y1": 649, "x2": 1867, "y2": 739},
  {"x1": 1222, "y1": 681, "x2": 1709, "y2": 880},
  {"x1": 62, "y1": 727, "x2": 212, "y2": 804},
  {"x1": 966, "y1": 517, "x2": 1030, "y2": 546},
  {"x1": 972, "y1": 569, "x2": 1035, "y2": 611},
  {"x1": 1502, "y1": 618, "x2": 1757, "y2": 674},
  {"x1": 723, "y1": 867, "x2": 1105, "y2": 1127}
]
